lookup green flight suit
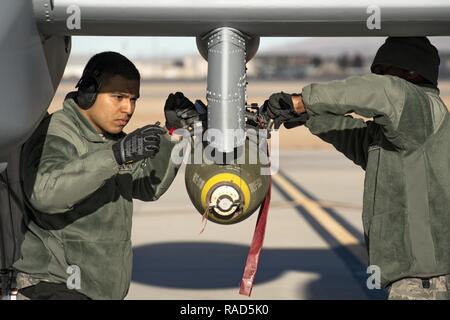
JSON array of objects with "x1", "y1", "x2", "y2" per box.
[
  {"x1": 302, "y1": 74, "x2": 450, "y2": 287},
  {"x1": 14, "y1": 96, "x2": 180, "y2": 299}
]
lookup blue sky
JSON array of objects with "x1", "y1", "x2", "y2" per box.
[{"x1": 71, "y1": 36, "x2": 301, "y2": 58}]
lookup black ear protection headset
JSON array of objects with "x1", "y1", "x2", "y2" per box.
[{"x1": 75, "y1": 67, "x2": 103, "y2": 109}]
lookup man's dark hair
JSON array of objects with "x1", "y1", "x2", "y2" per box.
[
  {"x1": 82, "y1": 51, "x2": 140, "y2": 85},
  {"x1": 75, "y1": 52, "x2": 140, "y2": 108}
]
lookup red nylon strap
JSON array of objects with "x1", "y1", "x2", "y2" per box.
[
  {"x1": 239, "y1": 176, "x2": 272, "y2": 296},
  {"x1": 168, "y1": 127, "x2": 176, "y2": 136}
]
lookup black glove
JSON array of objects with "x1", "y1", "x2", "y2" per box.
[
  {"x1": 112, "y1": 123, "x2": 166, "y2": 165},
  {"x1": 261, "y1": 92, "x2": 309, "y2": 129},
  {"x1": 283, "y1": 112, "x2": 310, "y2": 129},
  {"x1": 164, "y1": 92, "x2": 202, "y2": 129}
]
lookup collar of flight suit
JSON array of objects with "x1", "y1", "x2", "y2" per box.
[{"x1": 62, "y1": 92, "x2": 124, "y2": 143}]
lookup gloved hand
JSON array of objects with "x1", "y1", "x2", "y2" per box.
[
  {"x1": 283, "y1": 112, "x2": 310, "y2": 129},
  {"x1": 261, "y1": 92, "x2": 309, "y2": 129},
  {"x1": 112, "y1": 123, "x2": 166, "y2": 165},
  {"x1": 164, "y1": 92, "x2": 203, "y2": 130}
]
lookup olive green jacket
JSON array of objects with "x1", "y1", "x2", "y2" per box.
[
  {"x1": 302, "y1": 74, "x2": 450, "y2": 287},
  {"x1": 14, "y1": 96, "x2": 180, "y2": 299}
]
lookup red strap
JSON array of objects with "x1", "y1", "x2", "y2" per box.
[
  {"x1": 168, "y1": 127, "x2": 176, "y2": 136},
  {"x1": 239, "y1": 176, "x2": 272, "y2": 296}
]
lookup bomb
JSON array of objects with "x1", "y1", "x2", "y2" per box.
[{"x1": 185, "y1": 133, "x2": 270, "y2": 225}]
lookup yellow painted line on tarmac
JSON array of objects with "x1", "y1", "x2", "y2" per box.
[{"x1": 272, "y1": 173, "x2": 367, "y2": 265}]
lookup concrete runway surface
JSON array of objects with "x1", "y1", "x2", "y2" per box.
[{"x1": 127, "y1": 150, "x2": 387, "y2": 300}]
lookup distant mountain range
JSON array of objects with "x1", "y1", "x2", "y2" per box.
[{"x1": 262, "y1": 37, "x2": 450, "y2": 57}]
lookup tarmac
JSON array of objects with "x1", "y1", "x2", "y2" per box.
[{"x1": 127, "y1": 150, "x2": 387, "y2": 300}]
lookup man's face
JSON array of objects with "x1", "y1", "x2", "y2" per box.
[{"x1": 80, "y1": 75, "x2": 140, "y2": 134}]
